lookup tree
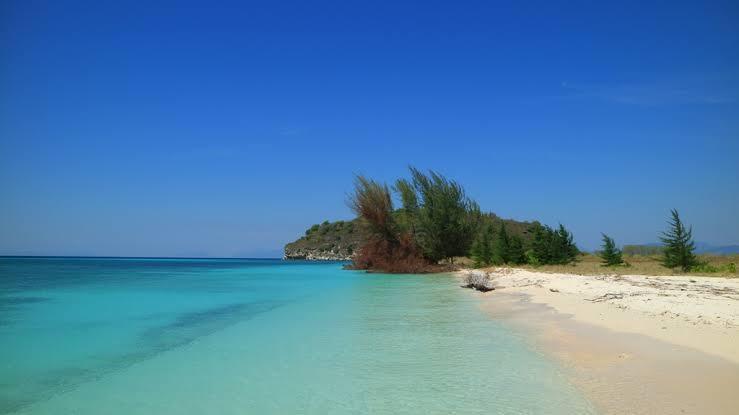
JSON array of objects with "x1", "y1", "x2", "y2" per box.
[
  {"x1": 555, "y1": 224, "x2": 579, "y2": 264},
  {"x1": 348, "y1": 175, "x2": 396, "y2": 242},
  {"x1": 507, "y1": 235, "x2": 527, "y2": 265},
  {"x1": 470, "y1": 223, "x2": 494, "y2": 267},
  {"x1": 660, "y1": 209, "x2": 697, "y2": 272},
  {"x1": 529, "y1": 222, "x2": 551, "y2": 265},
  {"x1": 527, "y1": 222, "x2": 579, "y2": 265},
  {"x1": 492, "y1": 222, "x2": 510, "y2": 265},
  {"x1": 409, "y1": 167, "x2": 480, "y2": 263},
  {"x1": 348, "y1": 175, "x2": 428, "y2": 272},
  {"x1": 393, "y1": 178, "x2": 418, "y2": 234},
  {"x1": 599, "y1": 233, "x2": 624, "y2": 266}
]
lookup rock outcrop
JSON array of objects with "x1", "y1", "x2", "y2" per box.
[{"x1": 283, "y1": 219, "x2": 364, "y2": 261}]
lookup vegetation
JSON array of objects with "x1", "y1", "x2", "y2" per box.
[
  {"x1": 527, "y1": 223, "x2": 579, "y2": 265},
  {"x1": 287, "y1": 173, "x2": 734, "y2": 278},
  {"x1": 471, "y1": 222, "x2": 528, "y2": 267},
  {"x1": 347, "y1": 168, "x2": 481, "y2": 272},
  {"x1": 660, "y1": 209, "x2": 698, "y2": 272},
  {"x1": 343, "y1": 167, "x2": 581, "y2": 273},
  {"x1": 285, "y1": 219, "x2": 363, "y2": 259},
  {"x1": 518, "y1": 253, "x2": 737, "y2": 277},
  {"x1": 470, "y1": 223, "x2": 494, "y2": 267},
  {"x1": 599, "y1": 234, "x2": 625, "y2": 266},
  {"x1": 408, "y1": 167, "x2": 480, "y2": 263}
]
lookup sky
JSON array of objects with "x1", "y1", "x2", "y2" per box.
[{"x1": 1, "y1": 0, "x2": 738, "y2": 257}]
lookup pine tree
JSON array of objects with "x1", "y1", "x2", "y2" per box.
[
  {"x1": 660, "y1": 209, "x2": 697, "y2": 272},
  {"x1": 507, "y1": 235, "x2": 527, "y2": 265},
  {"x1": 555, "y1": 224, "x2": 579, "y2": 264},
  {"x1": 492, "y1": 223, "x2": 510, "y2": 265},
  {"x1": 599, "y1": 233, "x2": 623, "y2": 266},
  {"x1": 528, "y1": 222, "x2": 578, "y2": 265},
  {"x1": 470, "y1": 223, "x2": 494, "y2": 267}
]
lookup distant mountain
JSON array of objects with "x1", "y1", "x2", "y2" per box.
[
  {"x1": 694, "y1": 242, "x2": 739, "y2": 255},
  {"x1": 630, "y1": 242, "x2": 739, "y2": 255}
]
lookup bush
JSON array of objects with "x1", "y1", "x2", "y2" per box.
[
  {"x1": 691, "y1": 262, "x2": 736, "y2": 274},
  {"x1": 349, "y1": 233, "x2": 431, "y2": 273},
  {"x1": 461, "y1": 271, "x2": 494, "y2": 292},
  {"x1": 525, "y1": 249, "x2": 540, "y2": 266}
]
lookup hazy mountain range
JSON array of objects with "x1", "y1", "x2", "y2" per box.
[{"x1": 640, "y1": 242, "x2": 739, "y2": 255}]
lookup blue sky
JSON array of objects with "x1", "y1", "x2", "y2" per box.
[{"x1": 1, "y1": 0, "x2": 738, "y2": 257}]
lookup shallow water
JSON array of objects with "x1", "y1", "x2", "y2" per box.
[{"x1": 0, "y1": 257, "x2": 595, "y2": 414}]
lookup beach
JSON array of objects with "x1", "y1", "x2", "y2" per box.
[{"x1": 461, "y1": 268, "x2": 739, "y2": 414}]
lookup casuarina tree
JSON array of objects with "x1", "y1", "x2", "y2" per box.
[
  {"x1": 599, "y1": 233, "x2": 624, "y2": 266},
  {"x1": 660, "y1": 209, "x2": 697, "y2": 272}
]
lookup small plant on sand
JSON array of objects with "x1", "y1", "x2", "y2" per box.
[
  {"x1": 599, "y1": 233, "x2": 624, "y2": 266},
  {"x1": 660, "y1": 209, "x2": 697, "y2": 272}
]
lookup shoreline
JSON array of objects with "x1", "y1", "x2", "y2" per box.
[{"x1": 459, "y1": 268, "x2": 739, "y2": 414}]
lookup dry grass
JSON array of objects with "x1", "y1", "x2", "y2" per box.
[{"x1": 518, "y1": 253, "x2": 738, "y2": 278}]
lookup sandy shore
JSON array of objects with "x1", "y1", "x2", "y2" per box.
[{"x1": 459, "y1": 268, "x2": 739, "y2": 414}]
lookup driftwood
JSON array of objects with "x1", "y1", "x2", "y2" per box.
[
  {"x1": 586, "y1": 293, "x2": 624, "y2": 302},
  {"x1": 461, "y1": 271, "x2": 495, "y2": 292}
]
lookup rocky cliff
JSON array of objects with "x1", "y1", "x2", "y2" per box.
[{"x1": 283, "y1": 219, "x2": 364, "y2": 261}]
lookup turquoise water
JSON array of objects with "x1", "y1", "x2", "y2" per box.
[{"x1": 0, "y1": 257, "x2": 595, "y2": 414}]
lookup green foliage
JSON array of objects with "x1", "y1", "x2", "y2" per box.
[
  {"x1": 507, "y1": 235, "x2": 527, "y2": 265},
  {"x1": 409, "y1": 167, "x2": 480, "y2": 263},
  {"x1": 599, "y1": 233, "x2": 624, "y2": 266},
  {"x1": 660, "y1": 209, "x2": 697, "y2": 272},
  {"x1": 393, "y1": 178, "x2": 418, "y2": 234},
  {"x1": 470, "y1": 223, "x2": 528, "y2": 267},
  {"x1": 492, "y1": 223, "x2": 510, "y2": 265},
  {"x1": 528, "y1": 222, "x2": 579, "y2": 265},
  {"x1": 287, "y1": 218, "x2": 365, "y2": 259},
  {"x1": 292, "y1": 168, "x2": 586, "y2": 272},
  {"x1": 348, "y1": 175, "x2": 397, "y2": 242},
  {"x1": 470, "y1": 223, "x2": 494, "y2": 267},
  {"x1": 525, "y1": 249, "x2": 540, "y2": 266},
  {"x1": 690, "y1": 262, "x2": 736, "y2": 274},
  {"x1": 306, "y1": 224, "x2": 321, "y2": 236}
]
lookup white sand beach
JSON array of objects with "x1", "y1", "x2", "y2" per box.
[{"x1": 460, "y1": 268, "x2": 739, "y2": 414}]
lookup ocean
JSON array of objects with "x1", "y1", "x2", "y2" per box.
[{"x1": 0, "y1": 257, "x2": 595, "y2": 414}]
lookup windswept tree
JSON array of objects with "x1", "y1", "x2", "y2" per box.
[
  {"x1": 660, "y1": 209, "x2": 697, "y2": 272},
  {"x1": 599, "y1": 233, "x2": 624, "y2": 266},
  {"x1": 348, "y1": 175, "x2": 396, "y2": 242},
  {"x1": 393, "y1": 178, "x2": 418, "y2": 234},
  {"x1": 348, "y1": 175, "x2": 428, "y2": 272},
  {"x1": 410, "y1": 167, "x2": 480, "y2": 263}
]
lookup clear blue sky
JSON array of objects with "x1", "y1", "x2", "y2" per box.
[{"x1": 1, "y1": 0, "x2": 738, "y2": 257}]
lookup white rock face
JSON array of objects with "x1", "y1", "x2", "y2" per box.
[{"x1": 283, "y1": 248, "x2": 353, "y2": 261}]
